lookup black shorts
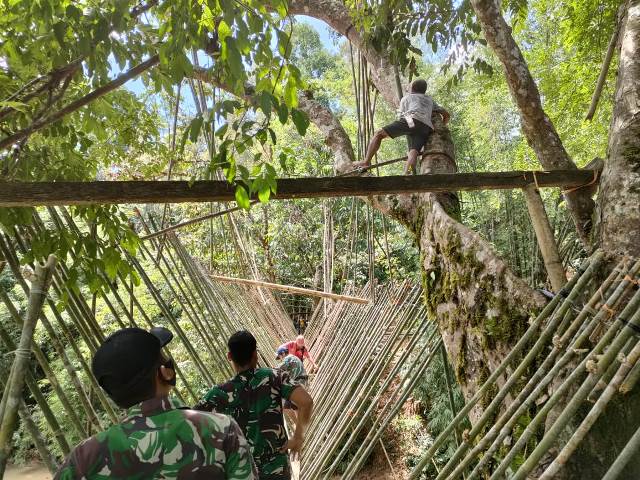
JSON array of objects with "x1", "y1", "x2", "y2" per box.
[{"x1": 382, "y1": 118, "x2": 433, "y2": 152}]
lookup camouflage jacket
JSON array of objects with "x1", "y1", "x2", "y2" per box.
[
  {"x1": 194, "y1": 368, "x2": 298, "y2": 479},
  {"x1": 279, "y1": 354, "x2": 307, "y2": 385},
  {"x1": 54, "y1": 396, "x2": 257, "y2": 479}
]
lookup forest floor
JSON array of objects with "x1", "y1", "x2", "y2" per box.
[{"x1": 5, "y1": 464, "x2": 51, "y2": 480}]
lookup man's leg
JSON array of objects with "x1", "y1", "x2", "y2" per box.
[
  {"x1": 354, "y1": 129, "x2": 389, "y2": 167},
  {"x1": 405, "y1": 148, "x2": 419, "y2": 174}
]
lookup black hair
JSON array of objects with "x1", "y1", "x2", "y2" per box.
[
  {"x1": 228, "y1": 330, "x2": 257, "y2": 366},
  {"x1": 411, "y1": 79, "x2": 428, "y2": 94}
]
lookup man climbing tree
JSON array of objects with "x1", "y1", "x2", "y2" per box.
[{"x1": 354, "y1": 78, "x2": 450, "y2": 174}]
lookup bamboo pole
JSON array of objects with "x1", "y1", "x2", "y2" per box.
[
  {"x1": 510, "y1": 289, "x2": 640, "y2": 480},
  {"x1": 540, "y1": 336, "x2": 640, "y2": 478},
  {"x1": 523, "y1": 184, "x2": 566, "y2": 291},
  {"x1": 441, "y1": 342, "x2": 461, "y2": 447},
  {"x1": 0, "y1": 254, "x2": 57, "y2": 475},
  {"x1": 602, "y1": 422, "x2": 640, "y2": 480},
  {"x1": 460, "y1": 258, "x2": 630, "y2": 480},
  {"x1": 209, "y1": 275, "x2": 370, "y2": 304},
  {"x1": 0, "y1": 373, "x2": 58, "y2": 474},
  {"x1": 409, "y1": 253, "x2": 601, "y2": 479},
  {"x1": 0, "y1": 322, "x2": 70, "y2": 455}
]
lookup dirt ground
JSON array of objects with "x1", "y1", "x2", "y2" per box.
[{"x1": 4, "y1": 464, "x2": 51, "y2": 480}]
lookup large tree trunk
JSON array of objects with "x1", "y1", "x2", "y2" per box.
[
  {"x1": 291, "y1": 42, "x2": 545, "y2": 417},
  {"x1": 555, "y1": 3, "x2": 640, "y2": 477},
  {"x1": 597, "y1": 0, "x2": 640, "y2": 258},
  {"x1": 289, "y1": 0, "x2": 401, "y2": 107},
  {"x1": 470, "y1": 0, "x2": 595, "y2": 247}
]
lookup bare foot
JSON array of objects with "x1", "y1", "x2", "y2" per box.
[
  {"x1": 404, "y1": 160, "x2": 417, "y2": 175},
  {"x1": 352, "y1": 161, "x2": 370, "y2": 169}
]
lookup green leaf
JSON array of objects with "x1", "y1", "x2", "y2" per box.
[
  {"x1": 218, "y1": 20, "x2": 231, "y2": 42},
  {"x1": 277, "y1": 103, "x2": 288, "y2": 124},
  {"x1": 53, "y1": 21, "x2": 67, "y2": 47},
  {"x1": 258, "y1": 91, "x2": 273, "y2": 119},
  {"x1": 179, "y1": 124, "x2": 191, "y2": 153},
  {"x1": 190, "y1": 115, "x2": 204, "y2": 143},
  {"x1": 235, "y1": 185, "x2": 250, "y2": 209},
  {"x1": 0, "y1": 101, "x2": 28, "y2": 113},
  {"x1": 284, "y1": 78, "x2": 298, "y2": 108},
  {"x1": 291, "y1": 109, "x2": 309, "y2": 136},
  {"x1": 267, "y1": 127, "x2": 277, "y2": 144},
  {"x1": 258, "y1": 183, "x2": 271, "y2": 203},
  {"x1": 225, "y1": 37, "x2": 244, "y2": 81}
]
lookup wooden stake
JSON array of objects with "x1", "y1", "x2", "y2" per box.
[
  {"x1": 523, "y1": 184, "x2": 567, "y2": 292},
  {"x1": 209, "y1": 275, "x2": 370, "y2": 304}
]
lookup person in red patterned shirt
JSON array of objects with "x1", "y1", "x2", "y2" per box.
[{"x1": 280, "y1": 336, "x2": 317, "y2": 373}]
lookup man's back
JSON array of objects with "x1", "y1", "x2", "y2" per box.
[
  {"x1": 55, "y1": 396, "x2": 256, "y2": 480},
  {"x1": 280, "y1": 354, "x2": 306, "y2": 383},
  {"x1": 196, "y1": 367, "x2": 296, "y2": 479},
  {"x1": 400, "y1": 92, "x2": 444, "y2": 130}
]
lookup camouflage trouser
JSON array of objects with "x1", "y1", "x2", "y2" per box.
[{"x1": 257, "y1": 452, "x2": 291, "y2": 480}]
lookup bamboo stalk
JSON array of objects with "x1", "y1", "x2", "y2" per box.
[
  {"x1": 462, "y1": 258, "x2": 629, "y2": 479},
  {"x1": 0, "y1": 322, "x2": 70, "y2": 455},
  {"x1": 509, "y1": 286, "x2": 640, "y2": 479},
  {"x1": 523, "y1": 184, "x2": 566, "y2": 292},
  {"x1": 0, "y1": 254, "x2": 57, "y2": 475},
  {"x1": 602, "y1": 422, "x2": 640, "y2": 480},
  {"x1": 540, "y1": 336, "x2": 640, "y2": 478},
  {"x1": 209, "y1": 274, "x2": 371, "y2": 304}
]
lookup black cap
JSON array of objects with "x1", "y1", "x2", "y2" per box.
[{"x1": 92, "y1": 327, "x2": 173, "y2": 406}]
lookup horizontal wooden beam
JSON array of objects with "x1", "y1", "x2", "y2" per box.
[
  {"x1": 141, "y1": 202, "x2": 256, "y2": 241},
  {"x1": 210, "y1": 275, "x2": 370, "y2": 304},
  {"x1": 0, "y1": 170, "x2": 597, "y2": 207}
]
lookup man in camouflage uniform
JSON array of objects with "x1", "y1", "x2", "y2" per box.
[
  {"x1": 195, "y1": 331, "x2": 314, "y2": 480},
  {"x1": 276, "y1": 346, "x2": 307, "y2": 386},
  {"x1": 54, "y1": 327, "x2": 257, "y2": 480}
]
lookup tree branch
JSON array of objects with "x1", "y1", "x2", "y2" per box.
[
  {"x1": 0, "y1": 56, "x2": 159, "y2": 152},
  {"x1": 470, "y1": 0, "x2": 595, "y2": 247}
]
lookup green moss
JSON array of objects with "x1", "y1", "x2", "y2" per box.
[{"x1": 420, "y1": 220, "x2": 532, "y2": 407}]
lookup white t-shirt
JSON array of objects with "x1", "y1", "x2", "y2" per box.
[{"x1": 398, "y1": 93, "x2": 444, "y2": 130}]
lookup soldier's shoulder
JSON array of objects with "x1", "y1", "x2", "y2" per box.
[
  {"x1": 204, "y1": 381, "x2": 234, "y2": 399},
  {"x1": 255, "y1": 367, "x2": 279, "y2": 380},
  {"x1": 64, "y1": 428, "x2": 114, "y2": 475},
  {"x1": 182, "y1": 408, "x2": 234, "y2": 430}
]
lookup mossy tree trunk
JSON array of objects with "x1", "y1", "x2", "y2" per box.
[
  {"x1": 597, "y1": 0, "x2": 640, "y2": 259},
  {"x1": 282, "y1": 0, "x2": 546, "y2": 420}
]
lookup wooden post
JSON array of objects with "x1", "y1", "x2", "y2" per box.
[
  {"x1": 441, "y1": 342, "x2": 461, "y2": 447},
  {"x1": 0, "y1": 255, "x2": 57, "y2": 476},
  {"x1": 523, "y1": 185, "x2": 566, "y2": 292}
]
